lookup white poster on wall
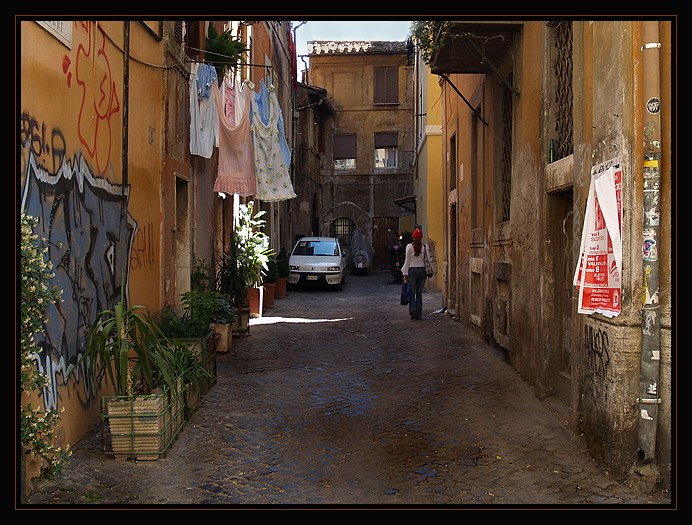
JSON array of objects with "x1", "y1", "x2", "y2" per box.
[{"x1": 573, "y1": 157, "x2": 623, "y2": 317}]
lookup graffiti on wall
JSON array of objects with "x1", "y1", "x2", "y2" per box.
[
  {"x1": 581, "y1": 322, "x2": 611, "y2": 420},
  {"x1": 21, "y1": 151, "x2": 135, "y2": 410},
  {"x1": 62, "y1": 21, "x2": 120, "y2": 176},
  {"x1": 19, "y1": 21, "x2": 135, "y2": 410},
  {"x1": 20, "y1": 112, "x2": 67, "y2": 176},
  {"x1": 130, "y1": 221, "x2": 156, "y2": 270}
]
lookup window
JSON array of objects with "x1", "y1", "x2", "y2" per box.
[
  {"x1": 292, "y1": 239, "x2": 340, "y2": 257},
  {"x1": 333, "y1": 134, "x2": 356, "y2": 170},
  {"x1": 547, "y1": 21, "x2": 573, "y2": 161},
  {"x1": 329, "y1": 217, "x2": 356, "y2": 249},
  {"x1": 375, "y1": 132, "x2": 398, "y2": 168},
  {"x1": 374, "y1": 66, "x2": 398, "y2": 104}
]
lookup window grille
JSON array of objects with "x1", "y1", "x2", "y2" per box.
[
  {"x1": 551, "y1": 21, "x2": 573, "y2": 160},
  {"x1": 329, "y1": 217, "x2": 355, "y2": 248}
]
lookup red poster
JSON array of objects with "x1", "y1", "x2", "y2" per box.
[{"x1": 574, "y1": 157, "x2": 622, "y2": 317}]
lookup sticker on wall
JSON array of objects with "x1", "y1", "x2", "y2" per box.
[{"x1": 646, "y1": 97, "x2": 661, "y2": 114}]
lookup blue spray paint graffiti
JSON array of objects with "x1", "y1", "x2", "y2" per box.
[{"x1": 21, "y1": 152, "x2": 136, "y2": 410}]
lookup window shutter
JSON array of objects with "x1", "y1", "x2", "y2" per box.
[
  {"x1": 386, "y1": 67, "x2": 398, "y2": 103},
  {"x1": 174, "y1": 21, "x2": 183, "y2": 45},
  {"x1": 375, "y1": 132, "x2": 398, "y2": 149},
  {"x1": 333, "y1": 134, "x2": 357, "y2": 159},
  {"x1": 374, "y1": 67, "x2": 386, "y2": 103}
]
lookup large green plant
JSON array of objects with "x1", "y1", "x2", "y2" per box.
[
  {"x1": 205, "y1": 24, "x2": 248, "y2": 79},
  {"x1": 215, "y1": 249, "x2": 248, "y2": 308},
  {"x1": 80, "y1": 290, "x2": 178, "y2": 397},
  {"x1": 20, "y1": 212, "x2": 70, "y2": 476},
  {"x1": 235, "y1": 201, "x2": 274, "y2": 288}
]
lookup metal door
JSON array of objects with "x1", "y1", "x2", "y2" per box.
[{"x1": 372, "y1": 217, "x2": 399, "y2": 270}]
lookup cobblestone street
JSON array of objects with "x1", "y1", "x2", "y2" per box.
[{"x1": 21, "y1": 270, "x2": 673, "y2": 509}]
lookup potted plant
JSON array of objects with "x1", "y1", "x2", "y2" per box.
[
  {"x1": 159, "y1": 290, "x2": 219, "y2": 393},
  {"x1": 234, "y1": 201, "x2": 273, "y2": 318},
  {"x1": 210, "y1": 293, "x2": 237, "y2": 353},
  {"x1": 216, "y1": 250, "x2": 251, "y2": 337},
  {"x1": 263, "y1": 255, "x2": 279, "y2": 309},
  {"x1": 79, "y1": 292, "x2": 183, "y2": 461},
  {"x1": 274, "y1": 247, "x2": 289, "y2": 299},
  {"x1": 169, "y1": 340, "x2": 211, "y2": 420}
]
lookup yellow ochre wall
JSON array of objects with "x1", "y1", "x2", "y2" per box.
[{"x1": 20, "y1": 20, "x2": 164, "y2": 450}]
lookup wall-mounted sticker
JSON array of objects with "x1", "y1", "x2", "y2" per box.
[{"x1": 646, "y1": 97, "x2": 661, "y2": 114}]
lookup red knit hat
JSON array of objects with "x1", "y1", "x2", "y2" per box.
[{"x1": 412, "y1": 228, "x2": 423, "y2": 239}]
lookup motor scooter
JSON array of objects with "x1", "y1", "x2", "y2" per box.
[{"x1": 390, "y1": 236, "x2": 404, "y2": 282}]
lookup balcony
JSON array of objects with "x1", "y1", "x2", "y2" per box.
[{"x1": 429, "y1": 21, "x2": 523, "y2": 75}]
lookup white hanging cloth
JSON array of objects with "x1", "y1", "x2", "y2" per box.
[{"x1": 249, "y1": 81, "x2": 296, "y2": 202}]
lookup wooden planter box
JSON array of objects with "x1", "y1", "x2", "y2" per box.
[
  {"x1": 184, "y1": 381, "x2": 202, "y2": 420},
  {"x1": 101, "y1": 378, "x2": 184, "y2": 461},
  {"x1": 210, "y1": 323, "x2": 232, "y2": 353}
]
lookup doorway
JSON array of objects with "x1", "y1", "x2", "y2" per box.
[
  {"x1": 548, "y1": 190, "x2": 574, "y2": 406},
  {"x1": 175, "y1": 177, "x2": 191, "y2": 311},
  {"x1": 372, "y1": 217, "x2": 399, "y2": 270}
]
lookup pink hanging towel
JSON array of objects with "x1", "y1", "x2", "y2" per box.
[{"x1": 211, "y1": 82, "x2": 256, "y2": 197}]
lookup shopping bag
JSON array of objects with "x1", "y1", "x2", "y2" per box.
[{"x1": 400, "y1": 281, "x2": 411, "y2": 305}]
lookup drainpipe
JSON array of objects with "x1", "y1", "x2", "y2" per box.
[
  {"x1": 289, "y1": 21, "x2": 307, "y2": 246},
  {"x1": 122, "y1": 21, "x2": 130, "y2": 302},
  {"x1": 636, "y1": 21, "x2": 662, "y2": 464}
]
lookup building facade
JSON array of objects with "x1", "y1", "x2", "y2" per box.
[
  {"x1": 19, "y1": 19, "x2": 300, "y2": 491},
  {"x1": 427, "y1": 20, "x2": 673, "y2": 488},
  {"x1": 293, "y1": 82, "x2": 335, "y2": 244},
  {"x1": 20, "y1": 20, "x2": 168, "y2": 452},
  {"x1": 307, "y1": 41, "x2": 415, "y2": 267},
  {"x1": 413, "y1": 55, "x2": 444, "y2": 292}
]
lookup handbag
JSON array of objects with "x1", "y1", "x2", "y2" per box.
[
  {"x1": 424, "y1": 245, "x2": 433, "y2": 278},
  {"x1": 400, "y1": 281, "x2": 411, "y2": 305}
]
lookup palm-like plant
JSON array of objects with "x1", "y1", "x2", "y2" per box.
[
  {"x1": 81, "y1": 290, "x2": 177, "y2": 397},
  {"x1": 234, "y1": 201, "x2": 274, "y2": 288}
]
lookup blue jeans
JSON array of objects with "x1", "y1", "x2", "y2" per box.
[{"x1": 408, "y1": 267, "x2": 426, "y2": 319}]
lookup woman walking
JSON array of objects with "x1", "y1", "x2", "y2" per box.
[{"x1": 401, "y1": 227, "x2": 433, "y2": 320}]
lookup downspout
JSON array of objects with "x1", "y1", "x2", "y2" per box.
[
  {"x1": 290, "y1": 21, "x2": 307, "y2": 245},
  {"x1": 122, "y1": 21, "x2": 130, "y2": 195},
  {"x1": 122, "y1": 21, "x2": 130, "y2": 302},
  {"x1": 636, "y1": 21, "x2": 662, "y2": 464}
]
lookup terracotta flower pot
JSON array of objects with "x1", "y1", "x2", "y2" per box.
[
  {"x1": 263, "y1": 282, "x2": 275, "y2": 309},
  {"x1": 248, "y1": 286, "x2": 263, "y2": 318},
  {"x1": 274, "y1": 277, "x2": 287, "y2": 299}
]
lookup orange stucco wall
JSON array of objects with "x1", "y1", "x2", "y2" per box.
[{"x1": 20, "y1": 20, "x2": 164, "y2": 450}]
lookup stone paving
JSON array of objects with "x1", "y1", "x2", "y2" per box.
[{"x1": 20, "y1": 270, "x2": 674, "y2": 509}]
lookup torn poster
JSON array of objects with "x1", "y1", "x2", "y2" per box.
[{"x1": 573, "y1": 157, "x2": 623, "y2": 317}]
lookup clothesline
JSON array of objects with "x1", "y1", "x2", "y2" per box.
[{"x1": 184, "y1": 58, "x2": 272, "y2": 68}]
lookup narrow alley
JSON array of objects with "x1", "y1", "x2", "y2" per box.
[{"x1": 23, "y1": 270, "x2": 672, "y2": 508}]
